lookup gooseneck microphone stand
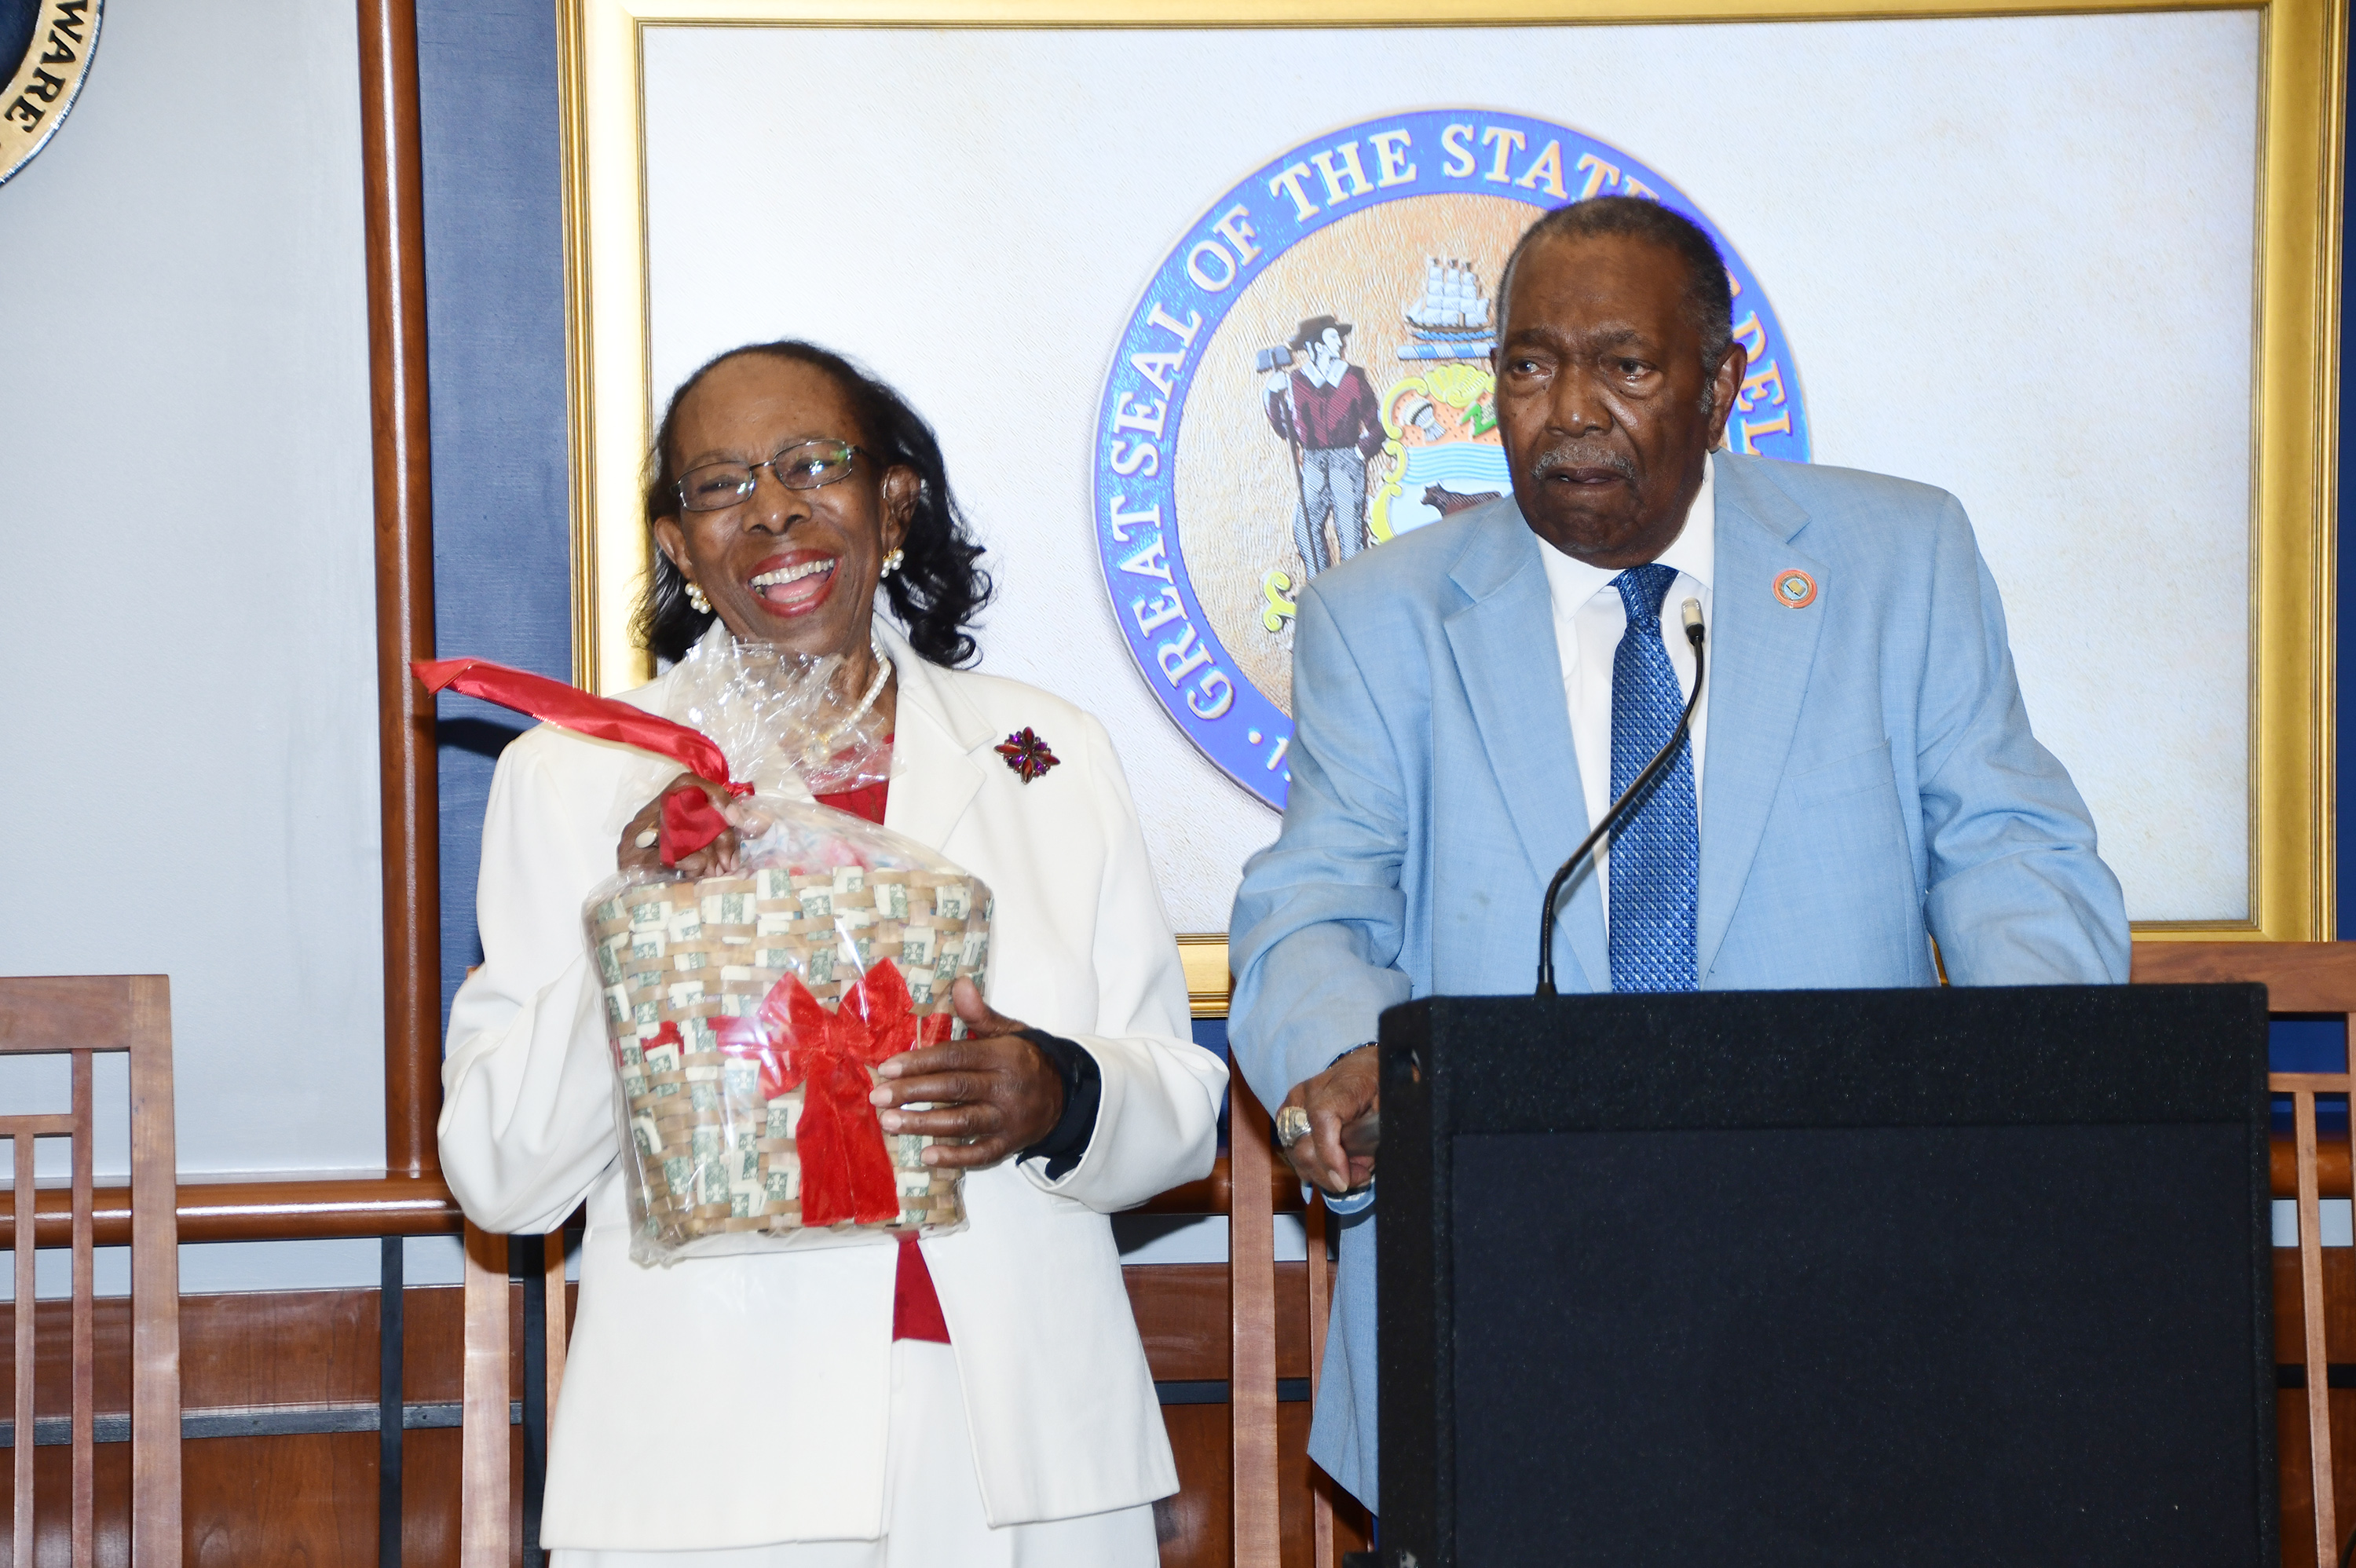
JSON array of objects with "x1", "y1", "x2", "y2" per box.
[{"x1": 1535, "y1": 598, "x2": 1707, "y2": 996}]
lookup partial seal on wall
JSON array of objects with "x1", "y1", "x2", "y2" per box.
[{"x1": 0, "y1": 0, "x2": 99, "y2": 189}]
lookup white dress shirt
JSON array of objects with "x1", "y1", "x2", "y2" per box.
[{"x1": 1535, "y1": 460, "x2": 1714, "y2": 914}]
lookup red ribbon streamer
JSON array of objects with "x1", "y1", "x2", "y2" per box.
[
  {"x1": 713, "y1": 959, "x2": 950, "y2": 1226},
  {"x1": 412, "y1": 656, "x2": 752, "y2": 861},
  {"x1": 658, "y1": 788, "x2": 735, "y2": 868}
]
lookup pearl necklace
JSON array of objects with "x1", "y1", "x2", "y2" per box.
[{"x1": 807, "y1": 631, "x2": 891, "y2": 761}]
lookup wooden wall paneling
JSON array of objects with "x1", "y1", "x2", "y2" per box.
[
  {"x1": 2130, "y1": 941, "x2": 2356, "y2": 1002},
  {"x1": 1275, "y1": 1404, "x2": 1375, "y2": 1568},
  {"x1": 185, "y1": 1432, "x2": 383, "y2": 1567},
  {"x1": 0, "y1": 1280, "x2": 587, "y2": 1564},
  {"x1": 2276, "y1": 1247, "x2": 2356, "y2": 1365},
  {"x1": 1123, "y1": 1263, "x2": 1313, "y2": 1383},
  {"x1": 0, "y1": 1443, "x2": 126, "y2": 1567},
  {"x1": 2277, "y1": 1386, "x2": 2356, "y2": 1568},
  {"x1": 2280, "y1": 1139, "x2": 2353, "y2": 1198},
  {"x1": 402, "y1": 1426, "x2": 464, "y2": 1568},
  {"x1": 1157, "y1": 1402, "x2": 1230, "y2": 1567},
  {"x1": 356, "y1": 0, "x2": 441, "y2": 1181}
]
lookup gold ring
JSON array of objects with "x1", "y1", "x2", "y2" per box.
[{"x1": 1275, "y1": 1105, "x2": 1312, "y2": 1148}]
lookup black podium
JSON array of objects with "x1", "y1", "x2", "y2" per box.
[{"x1": 1378, "y1": 985, "x2": 2274, "y2": 1567}]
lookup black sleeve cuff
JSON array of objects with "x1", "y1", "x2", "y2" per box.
[{"x1": 1016, "y1": 1028, "x2": 1102, "y2": 1181}]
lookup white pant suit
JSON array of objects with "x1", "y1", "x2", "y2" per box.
[{"x1": 440, "y1": 619, "x2": 1227, "y2": 1559}]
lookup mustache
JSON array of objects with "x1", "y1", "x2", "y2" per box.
[{"x1": 1531, "y1": 441, "x2": 1637, "y2": 481}]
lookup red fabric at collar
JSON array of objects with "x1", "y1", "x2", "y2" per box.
[
  {"x1": 814, "y1": 778, "x2": 890, "y2": 827},
  {"x1": 816, "y1": 755, "x2": 949, "y2": 1345}
]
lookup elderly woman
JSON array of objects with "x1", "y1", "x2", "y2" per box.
[{"x1": 439, "y1": 341, "x2": 1225, "y2": 1566}]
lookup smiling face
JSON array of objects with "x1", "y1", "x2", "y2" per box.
[
  {"x1": 652, "y1": 354, "x2": 916, "y2": 663},
  {"x1": 1491, "y1": 232, "x2": 1743, "y2": 568}
]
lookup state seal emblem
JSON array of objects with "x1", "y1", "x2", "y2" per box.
[
  {"x1": 1093, "y1": 111, "x2": 1810, "y2": 812},
  {"x1": 0, "y1": 0, "x2": 100, "y2": 188}
]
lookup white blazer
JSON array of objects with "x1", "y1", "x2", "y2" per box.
[{"x1": 438, "y1": 619, "x2": 1227, "y2": 1551}]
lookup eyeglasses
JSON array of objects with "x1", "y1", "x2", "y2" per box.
[{"x1": 675, "y1": 439, "x2": 867, "y2": 513}]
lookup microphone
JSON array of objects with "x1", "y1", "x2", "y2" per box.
[{"x1": 1535, "y1": 597, "x2": 1706, "y2": 996}]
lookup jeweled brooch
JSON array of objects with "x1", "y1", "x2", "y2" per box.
[{"x1": 995, "y1": 727, "x2": 1059, "y2": 783}]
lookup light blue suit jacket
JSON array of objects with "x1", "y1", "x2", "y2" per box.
[{"x1": 1225, "y1": 452, "x2": 2131, "y2": 1511}]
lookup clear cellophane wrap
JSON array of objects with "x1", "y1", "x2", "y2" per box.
[{"x1": 582, "y1": 635, "x2": 988, "y2": 1265}]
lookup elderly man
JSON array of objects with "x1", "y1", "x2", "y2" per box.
[{"x1": 1225, "y1": 196, "x2": 2130, "y2": 1513}]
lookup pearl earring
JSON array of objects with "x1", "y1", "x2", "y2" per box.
[
  {"x1": 880, "y1": 548, "x2": 905, "y2": 578},
  {"x1": 686, "y1": 581, "x2": 712, "y2": 614}
]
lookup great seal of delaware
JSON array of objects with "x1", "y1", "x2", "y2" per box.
[
  {"x1": 1092, "y1": 110, "x2": 1810, "y2": 811},
  {"x1": 0, "y1": 0, "x2": 99, "y2": 188}
]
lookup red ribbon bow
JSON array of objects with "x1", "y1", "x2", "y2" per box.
[
  {"x1": 712, "y1": 959, "x2": 955, "y2": 1226},
  {"x1": 412, "y1": 656, "x2": 752, "y2": 863}
]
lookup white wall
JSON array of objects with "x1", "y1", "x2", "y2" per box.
[
  {"x1": 642, "y1": 13, "x2": 2260, "y2": 930},
  {"x1": 0, "y1": 3, "x2": 389, "y2": 1294}
]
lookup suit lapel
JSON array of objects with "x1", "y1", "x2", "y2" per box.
[
  {"x1": 873, "y1": 620, "x2": 986, "y2": 852},
  {"x1": 1697, "y1": 454, "x2": 1825, "y2": 978},
  {"x1": 1441, "y1": 506, "x2": 1608, "y2": 993}
]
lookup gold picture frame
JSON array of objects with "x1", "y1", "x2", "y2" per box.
[{"x1": 558, "y1": 0, "x2": 2343, "y2": 945}]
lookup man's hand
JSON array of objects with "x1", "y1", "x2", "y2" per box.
[
  {"x1": 1279, "y1": 1045, "x2": 1378, "y2": 1196},
  {"x1": 869, "y1": 978, "x2": 1066, "y2": 1170},
  {"x1": 616, "y1": 773, "x2": 747, "y2": 877}
]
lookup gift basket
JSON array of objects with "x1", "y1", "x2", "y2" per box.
[{"x1": 417, "y1": 641, "x2": 992, "y2": 1266}]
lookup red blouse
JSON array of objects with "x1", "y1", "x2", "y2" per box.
[{"x1": 814, "y1": 763, "x2": 949, "y2": 1344}]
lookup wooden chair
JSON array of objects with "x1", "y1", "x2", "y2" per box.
[
  {"x1": 1228, "y1": 1076, "x2": 1282, "y2": 1568},
  {"x1": 0, "y1": 975, "x2": 181, "y2": 1566},
  {"x1": 455, "y1": 1219, "x2": 569, "y2": 1568},
  {"x1": 1227, "y1": 1076, "x2": 1344, "y2": 1568},
  {"x1": 2131, "y1": 941, "x2": 2356, "y2": 1568}
]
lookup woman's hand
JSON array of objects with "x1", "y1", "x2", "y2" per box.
[
  {"x1": 616, "y1": 772, "x2": 748, "y2": 877},
  {"x1": 869, "y1": 978, "x2": 1066, "y2": 1169},
  {"x1": 1278, "y1": 1045, "x2": 1378, "y2": 1197}
]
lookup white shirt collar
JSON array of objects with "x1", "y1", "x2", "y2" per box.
[
  {"x1": 1298, "y1": 353, "x2": 1345, "y2": 389},
  {"x1": 1533, "y1": 457, "x2": 1715, "y2": 611}
]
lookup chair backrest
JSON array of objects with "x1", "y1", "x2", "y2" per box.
[
  {"x1": 459, "y1": 1223, "x2": 510, "y2": 1568},
  {"x1": 2132, "y1": 941, "x2": 2355, "y2": 1568},
  {"x1": 1228, "y1": 1075, "x2": 1283, "y2": 1568},
  {"x1": 0, "y1": 974, "x2": 180, "y2": 1568},
  {"x1": 1227, "y1": 1073, "x2": 1345, "y2": 1568}
]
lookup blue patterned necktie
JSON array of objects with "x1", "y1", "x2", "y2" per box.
[{"x1": 1608, "y1": 563, "x2": 1699, "y2": 992}]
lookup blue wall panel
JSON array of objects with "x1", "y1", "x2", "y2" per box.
[{"x1": 415, "y1": 0, "x2": 574, "y2": 1031}]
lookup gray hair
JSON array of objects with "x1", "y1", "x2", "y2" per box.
[{"x1": 1497, "y1": 196, "x2": 1736, "y2": 404}]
